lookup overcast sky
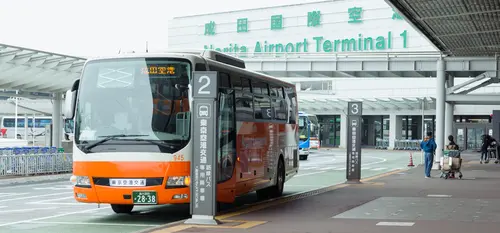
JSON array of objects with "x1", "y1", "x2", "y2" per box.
[{"x1": 0, "y1": 0, "x2": 323, "y2": 58}]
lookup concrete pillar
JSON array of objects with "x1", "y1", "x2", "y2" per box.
[
  {"x1": 388, "y1": 114, "x2": 402, "y2": 150},
  {"x1": 435, "y1": 59, "x2": 446, "y2": 169},
  {"x1": 340, "y1": 112, "x2": 347, "y2": 149},
  {"x1": 445, "y1": 75, "x2": 455, "y2": 145},
  {"x1": 52, "y1": 92, "x2": 63, "y2": 148}
]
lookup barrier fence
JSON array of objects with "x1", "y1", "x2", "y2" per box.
[
  {"x1": 375, "y1": 139, "x2": 422, "y2": 151},
  {"x1": 0, "y1": 146, "x2": 72, "y2": 177}
]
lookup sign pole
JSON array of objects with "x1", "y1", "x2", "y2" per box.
[
  {"x1": 184, "y1": 71, "x2": 221, "y2": 226},
  {"x1": 346, "y1": 102, "x2": 362, "y2": 184}
]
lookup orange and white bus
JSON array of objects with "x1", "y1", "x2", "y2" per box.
[{"x1": 65, "y1": 50, "x2": 299, "y2": 214}]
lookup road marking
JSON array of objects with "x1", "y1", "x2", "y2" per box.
[
  {"x1": 27, "y1": 221, "x2": 160, "y2": 227},
  {"x1": 0, "y1": 192, "x2": 73, "y2": 203},
  {"x1": 371, "y1": 167, "x2": 387, "y2": 171},
  {"x1": 334, "y1": 167, "x2": 346, "y2": 171},
  {"x1": 0, "y1": 207, "x2": 58, "y2": 214},
  {"x1": 0, "y1": 180, "x2": 69, "y2": 190},
  {"x1": 0, "y1": 206, "x2": 6, "y2": 209},
  {"x1": 427, "y1": 194, "x2": 452, "y2": 197},
  {"x1": 295, "y1": 171, "x2": 326, "y2": 177},
  {"x1": 376, "y1": 221, "x2": 414, "y2": 226},
  {"x1": 319, "y1": 167, "x2": 335, "y2": 171},
  {"x1": 0, "y1": 193, "x2": 29, "y2": 198},
  {"x1": 33, "y1": 185, "x2": 73, "y2": 191},
  {"x1": 0, "y1": 206, "x2": 111, "y2": 227}
]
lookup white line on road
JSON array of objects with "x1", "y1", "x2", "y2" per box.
[
  {"x1": 27, "y1": 221, "x2": 160, "y2": 227},
  {"x1": 285, "y1": 184, "x2": 324, "y2": 187},
  {"x1": 28, "y1": 196, "x2": 74, "y2": 204},
  {"x1": 376, "y1": 221, "x2": 414, "y2": 226},
  {"x1": 0, "y1": 206, "x2": 6, "y2": 209},
  {"x1": 30, "y1": 202, "x2": 86, "y2": 206},
  {"x1": 0, "y1": 192, "x2": 73, "y2": 203},
  {"x1": 0, "y1": 206, "x2": 111, "y2": 227},
  {"x1": 0, "y1": 193, "x2": 29, "y2": 198},
  {"x1": 334, "y1": 167, "x2": 346, "y2": 170},
  {"x1": 295, "y1": 171, "x2": 327, "y2": 177},
  {"x1": 0, "y1": 207, "x2": 58, "y2": 214},
  {"x1": 0, "y1": 180, "x2": 69, "y2": 190},
  {"x1": 371, "y1": 167, "x2": 387, "y2": 171},
  {"x1": 427, "y1": 194, "x2": 452, "y2": 197}
]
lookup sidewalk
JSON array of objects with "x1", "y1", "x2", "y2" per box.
[{"x1": 143, "y1": 153, "x2": 500, "y2": 233}]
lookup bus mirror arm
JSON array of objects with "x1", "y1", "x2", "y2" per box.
[{"x1": 175, "y1": 84, "x2": 189, "y2": 92}]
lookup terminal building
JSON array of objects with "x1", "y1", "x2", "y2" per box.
[{"x1": 167, "y1": 0, "x2": 500, "y2": 151}]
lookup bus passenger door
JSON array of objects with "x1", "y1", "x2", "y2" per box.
[{"x1": 217, "y1": 89, "x2": 237, "y2": 201}]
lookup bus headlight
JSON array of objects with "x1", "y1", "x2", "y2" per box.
[
  {"x1": 166, "y1": 176, "x2": 190, "y2": 187},
  {"x1": 70, "y1": 175, "x2": 91, "y2": 187}
]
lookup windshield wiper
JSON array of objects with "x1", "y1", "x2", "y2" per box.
[
  {"x1": 82, "y1": 134, "x2": 148, "y2": 152},
  {"x1": 129, "y1": 139, "x2": 177, "y2": 149}
]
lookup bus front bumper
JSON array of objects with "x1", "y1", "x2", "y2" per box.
[{"x1": 71, "y1": 175, "x2": 191, "y2": 205}]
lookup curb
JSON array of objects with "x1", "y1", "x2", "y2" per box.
[{"x1": 0, "y1": 173, "x2": 71, "y2": 187}]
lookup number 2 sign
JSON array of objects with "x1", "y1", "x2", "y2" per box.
[{"x1": 193, "y1": 71, "x2": 218, "y2": 99}]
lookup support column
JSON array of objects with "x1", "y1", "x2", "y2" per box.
[
  {"x1": 388, "y1": 114, "x2": 402, "y2": 150},
  {"x1": 445, "y1": 75, "x2": 455, "y2": 145},
  {"x1": 434, "y1": 59, "x2": 446, "y2": 169},
  {"x1": 340, "y1": 112, "x2": 347, "y2": 149},
  {"x1": 52, "y1": 93, "x2": 63, "y2": 148}
]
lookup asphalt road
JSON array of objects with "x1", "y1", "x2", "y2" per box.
[{"x1": 0, "y1": 148, "x2": 412, "y2": 233}]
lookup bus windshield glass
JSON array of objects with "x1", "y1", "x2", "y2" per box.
[
  {"x1": 74, "y1": 58, "x2": 191, "y2": 152},
  {"x1": 298, "y1": 116, "x2": 308, "y2": 140}
]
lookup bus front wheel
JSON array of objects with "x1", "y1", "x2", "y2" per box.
[{"x1": 111, "y1": 204, "x2": 134, "y2": 214}]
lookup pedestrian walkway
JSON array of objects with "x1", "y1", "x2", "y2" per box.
[{"x1": 142, "y1": 152, "x2": 500, "y2": 233}]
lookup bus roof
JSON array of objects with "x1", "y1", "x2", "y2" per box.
[{"x1": 82, "y1": 50, "x2": 295, "y2": 88}]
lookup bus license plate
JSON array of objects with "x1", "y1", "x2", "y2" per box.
[{"x1": 132, "y1": 191, "x2": 157, "y2": 205}]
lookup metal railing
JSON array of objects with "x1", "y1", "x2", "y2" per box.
[
  {"x1": 0, "y1": 147, "x2": 72, "y2": 177},
  {"x1": 375, "y1": 139, "x2": 422, "y2": 151}
]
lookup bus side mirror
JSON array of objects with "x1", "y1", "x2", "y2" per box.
[{"x1": 63, "y1": 79, "x2": 79, "y2": 119}]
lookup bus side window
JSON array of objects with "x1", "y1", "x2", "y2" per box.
[
  {"x1": 285, "y1": 88, "x2": 297, "y2": 124},
  {"x1": 273, "y1": 98, "x2": 287, "y2": 121},
  {"x1": 254, "y1": 95, "x2": 273, "y2": 120},
  {"x1": 235, "y1": 90, "x2": 253, "y2": 121}
]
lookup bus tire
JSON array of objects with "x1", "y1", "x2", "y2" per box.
[
  {"x1": 269, "y1": 157, "x2": 285, "y2": 198},
  {"x1": 111, "y1": 204, "x2": 134, "y2": 214},
  {"x1": 256, "y1": 156, "x2": 285, "y2": 200}
]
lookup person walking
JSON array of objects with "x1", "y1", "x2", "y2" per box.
[{"x1": 420, "y1": 132, "x2": 437, "y2": 178}]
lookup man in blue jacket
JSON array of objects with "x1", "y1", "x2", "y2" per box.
[{"x1": 420, "y1": 132, "x2": 437, "y2": 178}]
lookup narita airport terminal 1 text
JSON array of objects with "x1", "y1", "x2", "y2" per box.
[{"x1": 204, "y1": 30, "x2": 408, "y2": 54}]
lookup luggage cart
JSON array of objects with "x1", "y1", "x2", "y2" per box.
[{"x1": 440, "y1": 149, "x2": 463, "y2": 179}]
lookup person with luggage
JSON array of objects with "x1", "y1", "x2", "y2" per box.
[
  {"x1": 420, "y1": 132, "x2": 437, "y2": 178},
  {"x1": 446, "y1": 135, "x2": 459, "y2": 178}
]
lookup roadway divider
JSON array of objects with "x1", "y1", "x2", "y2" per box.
[{"x1": 0, "y1": 146, "x2": 72, "y2": 177}]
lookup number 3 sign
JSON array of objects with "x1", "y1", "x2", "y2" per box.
[{"x1": 348, "y1": 102, "x2": 362, "y2": 116}]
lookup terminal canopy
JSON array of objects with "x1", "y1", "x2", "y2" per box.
[
  {"x1": 386, "y1": 0, "x2": 500, "y2": 56},
  {"x1": 0, "y1": 43, "x2": 86, "y2": 96},
  {"x1": 298, "y1": 94, "x2": 435, "y2": 113}
]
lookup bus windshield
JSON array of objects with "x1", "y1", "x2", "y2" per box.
[
  {"x1": 298, "y1": 116, "x2": 308, "y2": 141},
  {"x1": 74, "y1": 58, "x2": 191, "y2": 153}
]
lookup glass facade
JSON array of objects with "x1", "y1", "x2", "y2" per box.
[
  {"x1": 317, "y1": 115, "x2": 341, "y2": 147},
  {"x1": 305, "y1": 114, "x2": 491, "y2": 150}
]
